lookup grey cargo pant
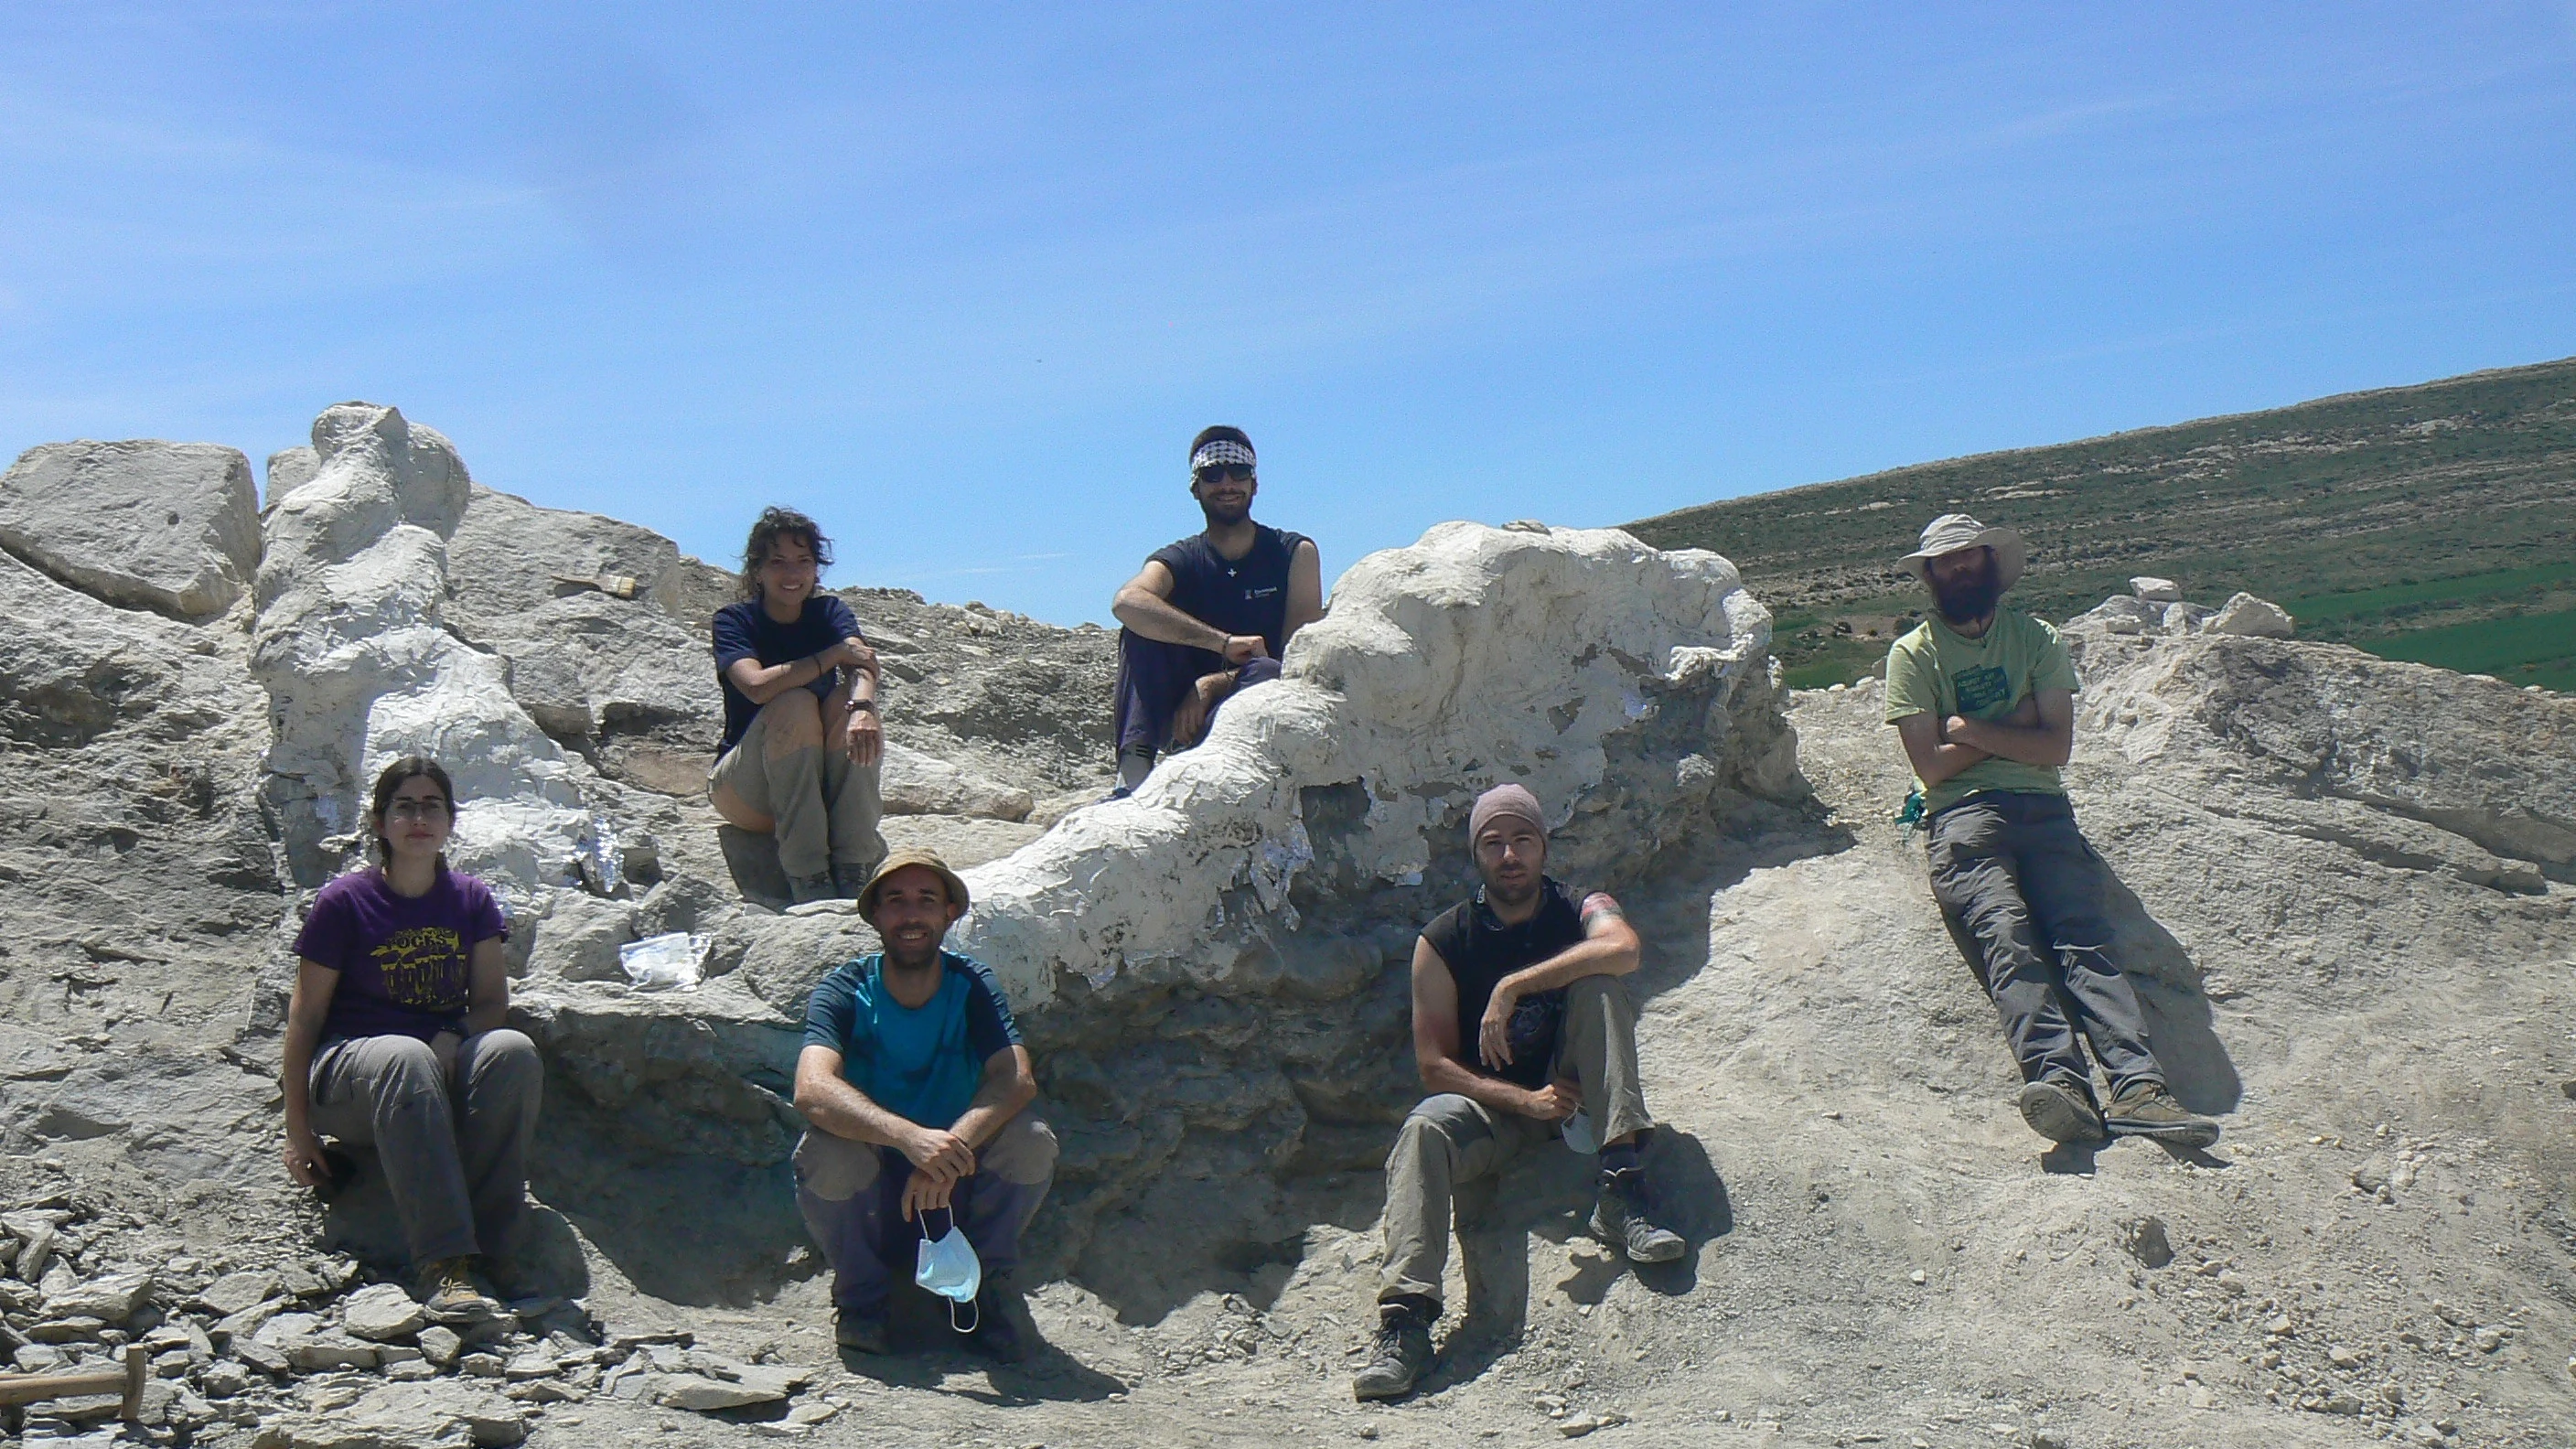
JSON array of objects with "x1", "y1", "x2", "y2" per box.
[
  {"x1": 309, "y1": 1030, "x2": 543, "y2": 1269},
  {"x1": 709, "y1": 693, "x2": 886, "y2": 883},
  {"x1": 1925, "y1": 790, "x2": 2162, "y2": 1096},
  {"x1": 1378, "y1": 973, "x2": 1651, "y2": 1308}
]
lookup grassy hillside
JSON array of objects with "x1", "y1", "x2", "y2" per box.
[{"x1": 1627, "y1": 358, "x2": 2576, "y2": 691}]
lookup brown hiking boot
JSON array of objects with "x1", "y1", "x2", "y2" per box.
[
  {"x1": 2017, "y1": 1076, "x2": 2106, "y2": 1144},
  {"x1": 2103, "y1": 1080, "x2": 2220, "y2": 1148},
  {"x1": 417, "y1": 1257, "x2": 501, "y2": 1326}
]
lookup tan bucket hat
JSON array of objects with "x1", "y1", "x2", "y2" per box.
[
  {"x1": 856, "y1": 849, "x2": 971, "y2": 922},
  {"x1": 1899, "y1": 512, "x2": 2027, "y2": 591}
]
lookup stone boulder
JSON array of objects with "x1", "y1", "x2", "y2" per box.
[
  {"x1": 2207, "y1": 591, "x2": 2295, "y2": 638},
  {"x1": 0, "y1": 439, "x2": 262, "y2": 618},
  {"x1": 2130, "y1": 574, "x2": 2183, "y2": 603},
  {"x1": 441, "y1": 486, "x2": 721, "y2": 747},
  {"x1": 880, "y1": 742, "x2": 1036, "y2": 821}
]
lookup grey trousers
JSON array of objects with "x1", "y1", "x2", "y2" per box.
[
  {"x1": 794, "y1": 1115, "x2": 1058, "y2": 1313},
  {"x1": 709, "y1": 696, "x2": 886, "y2": 882},
  {"x1": 1925, "y1": 790, "x2": 2162, "y2": 1096},
  {"x1": 309, "y1": 1030, "x2": 543, "y2": 1269},
  {"x1": 1378, "y1": 973, "x2": 1651, "y2": 1307}
]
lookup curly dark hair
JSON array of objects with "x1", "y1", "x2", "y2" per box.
[
  {"x1": 367, "y1": 755, "x2": 456, "y2": 866},
  {"x1": 739, "y1": 507, "x2": 833, "y2": 601}
]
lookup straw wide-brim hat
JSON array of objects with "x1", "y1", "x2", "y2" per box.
[
  {"x1": 856, "y1": 849, "x2": 971, "y2": 922},
  {"x1": 1899, "y1": 512, "x2": 2028, "y2": 592}
]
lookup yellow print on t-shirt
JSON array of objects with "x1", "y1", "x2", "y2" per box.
[{"x1": 371, "y1": 927, "x2": 467, "y2": 1011}]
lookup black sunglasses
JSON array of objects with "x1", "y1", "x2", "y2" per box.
[{"x1": 1194, "y1": 463, "x2": 1255, "y2": 484}]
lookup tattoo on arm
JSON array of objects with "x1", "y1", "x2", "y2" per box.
[{"x1": 1580, "y1": 895, "x2": 1626, "y2": 927}]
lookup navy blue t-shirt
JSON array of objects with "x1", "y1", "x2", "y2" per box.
[
  {"x1": 802, "y1": 951, "x2": 1023, "y2": 1130},
  {"x1": 712, "y1": 595, "x2": 864, "y2": 756},
  {"x1": 1139, "y1": 524, "x2": 1309, "y2": 687}
]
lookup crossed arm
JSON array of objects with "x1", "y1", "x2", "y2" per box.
[
  {"x1": 1409, "y1": 894, "x2": 1639, "y2": 1122},
  {"x1": 724, "y1": 639, "x2": 883, "y2": 765},
  {"x1": 1893, "y1": 687, "x2": 2075, "y2": 787},
  {"x1": 793, "y1": 1042, "x2": 1037, "y2": 1219}
]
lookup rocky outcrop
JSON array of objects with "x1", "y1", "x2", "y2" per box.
[
  {"x1": 0, "y1": 439, "x2": 262, "y2": 619},
  {"x1": 249, "y1": 403, "x2": 596, "y2": 892}
]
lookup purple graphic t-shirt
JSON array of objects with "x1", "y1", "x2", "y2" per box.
[{"x1": 291, "y1": 867, "x2": 509, "y2": 1043}]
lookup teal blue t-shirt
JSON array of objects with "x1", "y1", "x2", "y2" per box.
[{"x1": 801, "y1": 951, "x2": 1022, "y2": 1130}]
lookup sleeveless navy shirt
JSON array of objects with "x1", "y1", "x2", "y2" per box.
[{"x1": 1147, "y1": 524, "x2": 1309, "y2": 659}]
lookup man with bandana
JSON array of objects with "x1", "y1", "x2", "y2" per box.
[
  {"x1": 1884, "y1": 514, "x2": 2220, "y2": 1153},
  {"x1": 1108, "y1": 425, "x2": 1324, "y2": 795},
  {"x1": 1350, "y1": 785, "x2": 1686, "y2": 1402}
]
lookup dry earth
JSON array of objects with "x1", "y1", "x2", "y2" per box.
[{"x1": 4, "y1": 416, "x2": 2574, "y2": 1449}]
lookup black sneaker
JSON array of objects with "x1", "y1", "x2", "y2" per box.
[
  {"x1": 829, "y1": 862, "x2": 875, "y2": 900},
  {"x1": 2102, "y1": 1080, "x2": 2220, "y2": 1149},
  {"x1": 1591, "y1": 1169, "x2": 1686, "y2": 1263},
  {"x1": 1351, "y1": 1298, "x2": 1434, "y2": 1401},
  {"x1": 966, "y1": 1282, "x2": 1030, "y2": 1363},
  {"x1": 833, "y1": 1305, "x2": 888, "y2": 1354},
  {"x1": 2017, "y1": 1076, "x2": 2107, "y2": 1144}
]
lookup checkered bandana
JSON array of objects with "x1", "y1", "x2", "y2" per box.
[{"x1": 1189, "y1": 438, "x2": 1257, "y2": 476}]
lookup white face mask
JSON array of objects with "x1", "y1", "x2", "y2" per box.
[
  {"x1": 1561, "y1": 1109, "x2": 1599, "y2": 1156},
  {"x1": 914, "y1": 1207, "x2": 982, "y2": 1334}
]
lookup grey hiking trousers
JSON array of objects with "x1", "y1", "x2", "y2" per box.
[
  {"x1": 309, "y1": 1030, "x2": 542, "y2": 1268},
  {"x1": 1925, "y1": 790, "x2": 2162, "y2": 1096},
  {"x1": 1378, "y1": 973, "x2": 1651, "y2": 1308},
  {"x1": 709, "y1": 696, "x2": 886, "y2": 883}
]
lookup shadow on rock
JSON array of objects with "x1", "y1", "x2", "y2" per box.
[
  {"x1": 528, "y1": 1104, "x2": 814, "y2": 1307},
  {"x1": 2098, "y1": 873, "x2": 2243, "y2": 1117},
  {"x1": 836, "y1": 1291, "x2": 1127, "y2": 1403}
]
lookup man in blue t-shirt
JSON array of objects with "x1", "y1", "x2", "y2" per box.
[
  {"x1": 709, "y1": 507, "x2": 887, "y2": 905},
  {"x1": 792, "y1": 850, "x2": 1057, "y2": 1360},
  {"x1": 1107, "y1": 425, "x2": 1325, "y2": 794}
]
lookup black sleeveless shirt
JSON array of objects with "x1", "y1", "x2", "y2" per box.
[
  {"x1": 1419, "y1": 877, "x2": 1590, "y2": 1089},
  {"x1": 1147, "y1": 524, "x2": 1309, "y2": 659}
]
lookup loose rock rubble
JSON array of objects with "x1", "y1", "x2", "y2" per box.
[{"x1": 5, "y1": 402, "x2": 2572, "y2": 1448}]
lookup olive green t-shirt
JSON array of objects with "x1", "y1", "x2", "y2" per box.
[{"x1": 1884, "y1": 610, "x2": 2081, "y2": 815}]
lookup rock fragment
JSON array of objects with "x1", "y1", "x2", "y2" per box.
[
  {"x1": 2207, "y1": 592, "x2": 2294, "y2": 638},
  {"x1": 2131, "y1": 576, "x2": 2183, "y2": 603},
  {"x1": 0, "y1": 439, "x2": 262, "y2": 617},
  {"x1": 341, "y1": 1282, "x2": 427, "y2": 1341}
]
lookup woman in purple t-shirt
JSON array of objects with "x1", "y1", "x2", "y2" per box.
[{"x1": 278, "y1": 756, "x2": 543, "y2": 1325}]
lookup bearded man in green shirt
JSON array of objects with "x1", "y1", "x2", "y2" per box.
[{"x1": 1884, "y1": 514, "x2": 2219, "y2": 1151}]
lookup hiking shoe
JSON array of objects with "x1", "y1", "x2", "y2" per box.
[
  {"x1": 966, "y1": 1283, "x2": 1029, "y2": 1363},
  {"x1": 416, "y1": 1257, "x2": 500, "y2": 1326},
  {"x1": 2017, "y1": 1076, "x2": 2107, "y2": 1144},
  {"x1": 829, "y1": 862, "x2": 875, "y2": 900},
  {"x1": 1350, "y1": 1299, "x2": 1434, "y2": 1401},
  {"x1": 2103, "y1": 1080, "x2": 2220, "y2": 1149},
  {"x1": 787, "y1": 874, "x2": 839, "y2": 906},
  {"x1": 1591, "y1": 1169, "x2": 1686, "y2": 1263},
  {"x1": 833, "y1": 1305, "x2": 888, "y2": 1354}
]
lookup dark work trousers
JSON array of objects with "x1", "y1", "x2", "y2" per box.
[
  {"x1": 1924, "y1": 791, "x2": 2163, "y2": 1097},
  {"x1": 793, "y1": 1115, "x2": 1057, "y2": 1315},
  {"x1": 1112, "y1": 632, "x2": 1283, "y2": 762}
]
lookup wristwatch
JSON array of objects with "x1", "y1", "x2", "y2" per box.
[{"x1": 850, "y1": 698, "x2": 878, "y2": 714}]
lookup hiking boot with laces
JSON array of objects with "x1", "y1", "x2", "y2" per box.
[
  {"x1": 2102, "y1": 1079, "x2": 2220, "y2": 1148},
  {"x1": 2017, "y1": 1075, "x2": 2107, "y2": 1144},
  {"x1": 1350, "y1": 1297, "x2": 1434, "y2": 1401},
  {"x1": 967, "y1": 1279, "x2": 1031, "y2": 1363},
  {"x1": 833, "y1": 1304, "x2": 888, "y2": 1354},
  {"x1": 1591, "y1": 1168, "x2": 1686, "y2": 1263},
  {"x1": 417, "y1": 1257, "x2": 500, "y2": 1326}
]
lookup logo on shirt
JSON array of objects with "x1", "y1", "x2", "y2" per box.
[
  {"x1": 371, "y1": 927, "x2": 467, "y2": 1011},
  {"x1": 1953, "y1": 663, "x2": 2014, "y2": 715}
]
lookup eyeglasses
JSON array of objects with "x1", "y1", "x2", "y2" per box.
[
  {"x1": 385, "y1": 799, "x2": 451, "y2": 821},
  {"x1": 1194, "y1": 464, "x2": 1254, "y2": 484}
]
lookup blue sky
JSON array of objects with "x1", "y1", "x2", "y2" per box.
[{"x1": 4, "y1": 4, "x2": 2572, "y2": 625}]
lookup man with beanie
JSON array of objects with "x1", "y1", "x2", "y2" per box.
[
  {"x1": 1884, "y1": 513, "x2": 2219, "y2": 1152},
  {"x1": 1108, "y1": 425, "x2": 1324, "y2": 795},
  {"x1": 791, "y1": 850, "x2": 1058, "y2": 1360},
  {"x1": 1351, "y1": 785, "x2": 1684, "y2": 1401}
]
